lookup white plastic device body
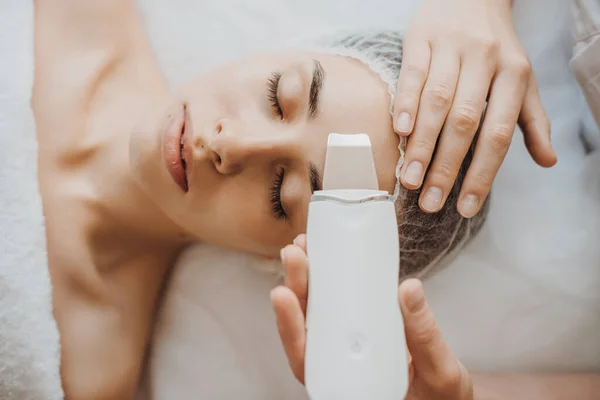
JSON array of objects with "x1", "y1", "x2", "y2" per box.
[{"x1": 304, "y1": 133, "x2": 408, "y2": 400}]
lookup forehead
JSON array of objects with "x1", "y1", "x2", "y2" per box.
[
  {"x1": 225, "y1": 50, "x2": 396, "y2": 135},
  {"x1": 307, "y1": 51, "x2": 394, "y2": 131},
  {"x1": 308, "y1": 52, "x2": 400, "y2": 192}
]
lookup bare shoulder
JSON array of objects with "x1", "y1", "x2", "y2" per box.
[
  {"x1": 46, "y1": 206, "x2": 178, "y2": 399},
  {"x1": 32, "y1": 0, "x2": 165, "y2": 147},
  {"x1": 32, "y1": 0, "x2": 157, "y2": 78}
]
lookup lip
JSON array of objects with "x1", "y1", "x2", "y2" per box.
[
  {"x1": 181, "y1": 104, "x2": 194, "y2": 183},
  {"x1": 162, "y1": 103, "x2": 188, "y2": 192}
]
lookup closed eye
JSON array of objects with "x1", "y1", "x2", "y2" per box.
[
  {"x1": 267, "y1": 71, "x2": 283, "y2": 120},
  {"x1": 270, "y1": 167, "x2": 287, "y2": 220}
]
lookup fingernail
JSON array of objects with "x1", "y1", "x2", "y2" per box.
[
  {"x1": 421, "y1": 187, "x2": 443, "y2": 212},
  {"x1": 404, "y1": 161, "x2": 423, "y2": 186},
  {"x1": 292, "y1": 237, "x2": 299, "y2": 246},
  {"x1": 280, "y1": 248, "x2": 286, "y2": 263},
  {"x1": 407, "y1": 283, "x2": 425, "y2": 313},
  {"x1": 395, "y1": 112, "x2": 412, "y2": 134},
  {"x1": 459, "y1": 194, "x2": 479, "y2": 218}
]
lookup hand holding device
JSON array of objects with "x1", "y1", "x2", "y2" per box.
[
  {"x1": 271, "y1": 133, "x2": 473, "y2": 400},
  {"x1": 272, "y1": 242, "x2": 474, "y2": 400}
]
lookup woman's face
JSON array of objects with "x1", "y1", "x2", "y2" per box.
[{"x1": 130, "y1": 51, "x2": 400, "y2": 258}]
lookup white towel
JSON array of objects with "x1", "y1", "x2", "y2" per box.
[{"x1": 0, "y1": 2, "x2": 63, "y2": 400}]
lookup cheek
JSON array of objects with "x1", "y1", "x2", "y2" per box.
[
  {"x1": 199, "y1": 181, "x2": 293, "y2": 254},
  {"x1": 198, "y1": 182, "x2": 270, "y2": 239}
]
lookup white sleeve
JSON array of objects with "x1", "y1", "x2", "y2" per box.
[{"x1": 570, "y1": 0, "x2": 600, "y2": 149}]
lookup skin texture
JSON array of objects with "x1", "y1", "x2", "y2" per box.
[
  {"x1": 393, "y1": 0, "x2": 557, "y2": 217},
  {"x1": 33, "y1": 1, "x2": 398, "y2": 398},
  {"x1": 130, "y1": 51, "x2": 400, "y2": 258}
]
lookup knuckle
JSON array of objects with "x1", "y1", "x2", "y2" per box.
[
  {"x1": 451, "y1": 28, "x2": 472, "y2": 43},
  {"x1": 523, "y1": 113, "x2": 551, "y2": 136},
  {"x1": 488, "y1": 125, "x2": 514, "y2": 151},
  {"x1": 507, "y1": 57, "x2": 532, "y2": 80},
  {"x1": 475, "y1": 35, "x2": 499, "y2": 54},
  {"x1": 432, "y1": 362, "x2": 463, "y2": 394},
  {"x1": 395, "y1": 91, "x2": 420, "y2": 110},
  {"x1": 412, "y1": 316, "x2": 439, "y2": 348},
  {"x1": 424, "y1": 85, "x2": 453, "y2": 109},
  {"x1": 431, "y1": 159, "x2": 455, "y2": 181},
  {"x1": 451, "y1": 105, "x2": 481, "y2": 136},
  {"x1": 472, "y1": 170, "x2": 493, "y2": 189},
  {"x1": 410, "y1": 137, "x2": 437, "y2": 155},
  {"x1": 404, "y1": 63, "x2": 428, "y2": 83}
]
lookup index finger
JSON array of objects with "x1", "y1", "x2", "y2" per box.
[
  {"x1": 393, "y1": 38, "x2": 431, "y2": 136},
  {"x1": 271, "y1": 286, "x2": 306, "y2": 384},
  {"x1": 282, "y1": 244, "x2": 309, "y2": 314}
]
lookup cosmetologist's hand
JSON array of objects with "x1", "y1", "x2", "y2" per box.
[
  {"x1": 393, "y1": 0, "x2": 557, "y2": 218},
  {"x1": 271, "y1": 234, "x2": 473, "y2": 400}
]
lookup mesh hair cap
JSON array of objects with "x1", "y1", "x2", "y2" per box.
[{"x1": 291, "y1": 29, "x2": 490, "y2": 279}]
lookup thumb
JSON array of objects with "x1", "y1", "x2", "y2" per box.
[{"x1": 398, "y1": 279, "x2": 457, "y2": 383}]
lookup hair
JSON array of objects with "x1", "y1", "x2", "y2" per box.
[
  {"x1": 302, "y1": 29, "x2": 491, "y2": 279},
  {"x1": 396, "y1": 138, "x2": 490, "y2": 278}
]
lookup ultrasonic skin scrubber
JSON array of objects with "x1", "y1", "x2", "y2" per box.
[{"x1": 304, "y1": 133, "x2": 408, "y2": 399}]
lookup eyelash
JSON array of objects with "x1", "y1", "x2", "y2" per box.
[
  {"x1": 267, "y1": 71, "x2": 283, "y2": 119},
  {"x1": 270, "y1": 168, "x2": 287, "y2": 220}
]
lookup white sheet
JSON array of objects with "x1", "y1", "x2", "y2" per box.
[
  {"x1": 0, "y1": 2, "x2": 64, "y2": 399},
  {"x1": 142, "y1": 1, "x2": 600, "y2": 398}
]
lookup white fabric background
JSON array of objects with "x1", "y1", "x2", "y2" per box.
[
  {"x1": 140, "y1": 0, "x2": 600, "y2": 399},
  {"x1": 0, "y1": 1, "x2": 63, "y2": 399}
]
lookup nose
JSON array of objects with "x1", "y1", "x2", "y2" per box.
[{"x1": 203, "y1": 118, "x2": 299, "y2": 175}]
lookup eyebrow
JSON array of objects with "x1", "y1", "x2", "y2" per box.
[
  {"x1": 308, "y1": 60, "x2": 325, "y2": 119},
  {"x1": 309, "y1": 161, "x2": 322, "y2": 193}
]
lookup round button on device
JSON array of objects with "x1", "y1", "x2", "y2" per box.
[{"x1": 349, "y1": 333, "x2": 368, "y2": 358}]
